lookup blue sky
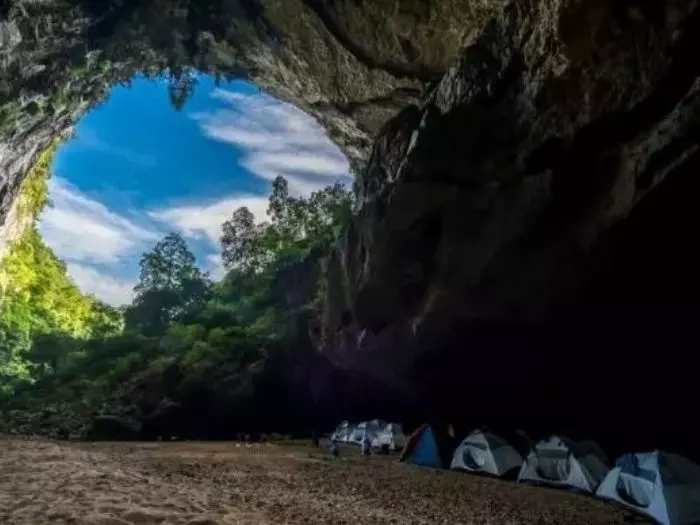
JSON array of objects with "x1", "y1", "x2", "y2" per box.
[{"x1": 39, "y1": 76, "x2": 350, "y2": 305}]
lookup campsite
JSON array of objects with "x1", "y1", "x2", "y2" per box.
[
  {"x1": 3, "y1": 421, "x2": 700, "y2": 524},
  {"x1": 329, "y1": 421, "x2": 700, "y2": 525},
  {"x1": 0, "y1": 437, "x2": 627, "y2": 525}
]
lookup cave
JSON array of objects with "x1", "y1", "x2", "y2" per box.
[{"x1": 2, "y1": 1, "x2": 700, "y2": 460}]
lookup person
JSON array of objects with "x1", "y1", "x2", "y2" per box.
[
  {"x1": 329, "y1": 437, "x2": 339, "y2": 457},
  {"x1": 361, "y1": 434, "x2": 371, "y2": 456},
  {"x1": 311, "y1": 429, "x2": 319, "y2": 448}
]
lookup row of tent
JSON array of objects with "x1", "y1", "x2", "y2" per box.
[
  {"x1": 330, "y1": 420, "x2": 406, "y2": 451},
  {"x1": 400, "y1": 425, "x2": 700, "y2": 525}
]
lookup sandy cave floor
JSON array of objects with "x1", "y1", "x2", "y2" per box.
[{"x1": 0, "y1": 438, "x2": 633, "y2": 525}]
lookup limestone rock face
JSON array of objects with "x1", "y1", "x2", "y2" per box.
[
  {"x1": 318, "y1": 0, "x2": 700, "y2": 434},
  {"x1": 325, "y1": 0, "x2": 700, "y2": 320}
]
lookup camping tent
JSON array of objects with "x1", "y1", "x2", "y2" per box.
[
  {"x1": 348, "y1": 420, "x2": 384, "y2": 445},
  {"x1": 596, "y1": 451, "x2": 700, "y2": 525},
  {"x1": 372, "y1": 423, "x2": 406, "y2": 452},
  {"x1": 451, "y1": 429, "x2": 525, "y2": 477},
  {"x1": 331, "y1": 421, "x2": 355, "y2": 443},
  {"x1": 349, "y1": 422, "x2": 370, "y2": 444},
  {"x1": 400, "y1": 424, "x2": 454, "y2": 468},
  {"x1": 517, "y1": 435, "x2": 609, "y2": 492}
]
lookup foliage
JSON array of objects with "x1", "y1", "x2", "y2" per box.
[
  {"x1": 135, "y1": 232, "x2": 206, "y2": 292},
  {"x1": 125, "y1": 233, "x2": 211, "y2": 336},
  {"x1": 16, "y1": 140, "x2": 58, "y2": 219},
  {"x1": 0, "y1": 174, "x2": 353, "y2": 438},
  {"x1": 0, "y1": 144, "x2": 123, "y2": 400},
  {"x1": 0, "y1": 227, "x2": 105, "y2": 339},
  {"x1": 0, "y1": 226, "x2": 123, "y2": 394},
  {"x1": 221, "y1": 176, "x2": 352, "y2": 273}
]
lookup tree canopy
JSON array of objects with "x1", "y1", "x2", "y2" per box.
[
  {"x1": 125, "y1": 232, "x2": 211, "y2": 336},
  {"x1": 0, "y1": 146, "x2": 353, "y2": 438},
  {"x1": 221, "y1": 176, "x2": 352, "y2": 273}
]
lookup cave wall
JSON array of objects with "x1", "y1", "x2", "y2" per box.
[
  {"x1": 4, "y1": 0, "x2": 700, "y2": 456},
  {"x1": 317, "y1": 0, "x2": 700, "y2": 457}
]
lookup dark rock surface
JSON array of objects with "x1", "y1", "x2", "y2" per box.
[
  {"x1": 316, "y1": 0, "x2": 700, "y2": 457},
  {"x1": 4, "y1": 1, "x2": 700, "y2": 456}
]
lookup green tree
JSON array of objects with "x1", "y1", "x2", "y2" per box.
[
  {"x1": 89, "y1": 301, "x2": 124, "y2": 338},
  {"x1": 220, "y1": 176, "x2": 352, "y2": 273},
  {"x1": 126, "y1": 233, "x2": 210, "y2": 335},
  {"x1": 1, "y1": 166, "x2": 351, "y2": 437},
  {"x1": 0, "y1": 143, "x2": 123, "y2": 400},
  {"x1": 221, "y1": 206, "x2": 265, "y2": 273},
  {"x1": 25, "y1": 333, "x2": 79, "y2": 378},
  {"x1": 135, "y1": 233, "x2": 203, "y2": 292}
]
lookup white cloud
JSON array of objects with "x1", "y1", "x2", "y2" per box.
[
  {"x1": 39, "y1": 177, "x2": 267, "y2": 305},
  {"x1": 152, "y1": 89, "x2": 354, "y2": 277},
  {"x1": 192, "y1": 89, "x2": 351, "y2": 195},
  {"x1": 39, "y1": 177, "x2": 160, "y2": 305},
  {"x1": 40, "y1": 178, "x2": 159, "y2": 264},
  {"x1": 66, "y1": 263, "x2": 136, "y2": 306},
  {"x1": 149, "y1": 194, "x2": 269, "y2": 245}
]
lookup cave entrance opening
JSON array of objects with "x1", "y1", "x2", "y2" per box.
[
  {"x1": 38, "y1": 73, "x2": 352, "y2": 307},
  {"x1": 0, "y1": 70, "x2": 355, "y2": 439}
]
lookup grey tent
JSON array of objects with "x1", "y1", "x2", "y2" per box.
[
  {"x1": 451, "y1": 429, "x2": 525, "y2": 477},
  {"x1": 331, "y1": 421, "x2": 354, "y2": 443},
  {"x1": 596, "y1": 451, "x2": 700, "y2": 525},
  {"x1": 372, "y1": 423, "x2": 406, "y2": 452},
  {"x1": 349, "y1": 422, "x2": 367, "y2": 445},
  {"x1": 349, "y1": 420, "x2": 384, "y2": 445},
  {"x1": 518, "y1": 435, "x2": 610, "y2": 492}
]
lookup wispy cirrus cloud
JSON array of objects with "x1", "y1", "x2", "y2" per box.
[
  {"x1": 40, "y1": 178, "x2": 159, "y2": 264},
  {"x1": 191, "y1": 89, "x2": 351, "y2": 195},
  {"x1": 149, "y1": 194, "x2": 269, "y2": 245},
  {"x1": 39, "y1": 178, "x2": 262, "y2": 305},
  {"x1": 38, "y1": 177, "x2": 161, "y2": 305}
]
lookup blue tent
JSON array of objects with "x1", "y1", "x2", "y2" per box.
[{"x1": 400, "y1": 425, "x2": 446, "y2": 468}]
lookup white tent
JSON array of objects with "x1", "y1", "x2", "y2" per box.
[
  {"x1": 349, "y1": 423, "x2": 367, "y2": 444},
  {"x1": 347, "y1": 419, "x2": 387, "y2": 445},
  {"x1": 331, "y1": 421, "x2": 355, "y2": 443},
  {"x1": 517, "y1": 436, "x2": 609, "y2": 492},
  {"x1": 596, "y1": 451, "x2": 700, "y2": 525},
  {"x1": 371, "y1": 423, "x2": 406, "y2": 452},
  {"x1": 451, "y1": 429, "x2": 525, "y2": 477}
]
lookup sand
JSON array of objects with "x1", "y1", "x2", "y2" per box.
[{"x1": 0, "y1": 438, "x2": 631, "y2": 525}]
